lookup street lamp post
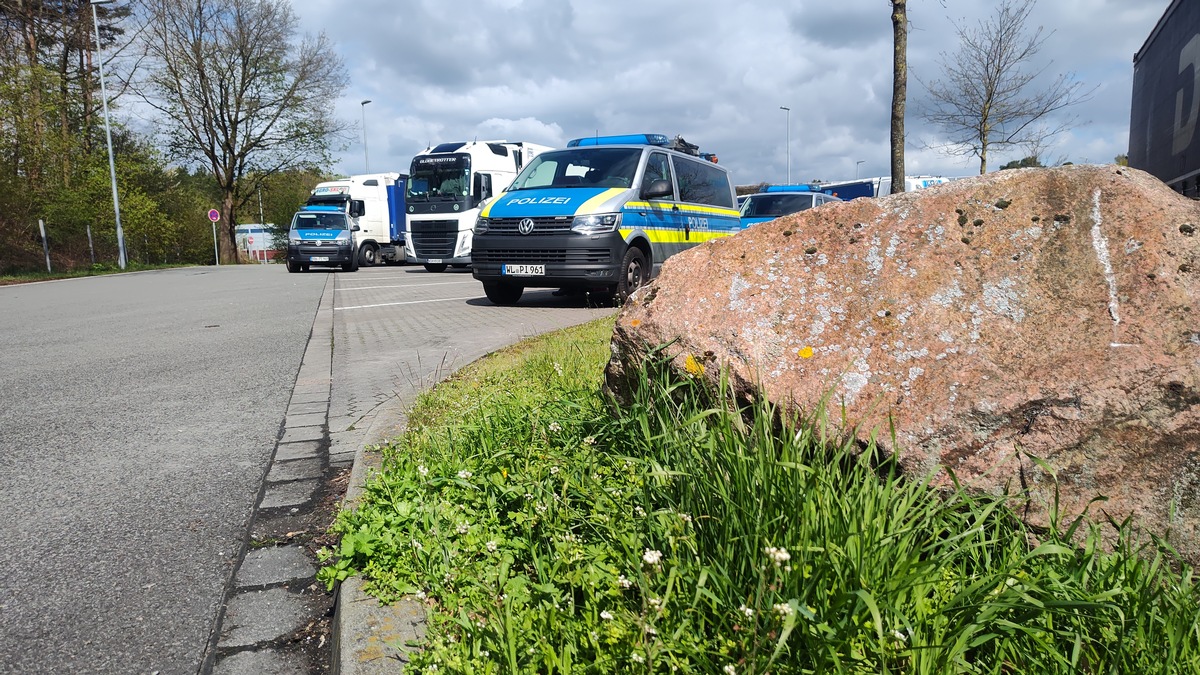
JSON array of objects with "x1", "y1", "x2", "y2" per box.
[
  {"x1": 91, "y1": 0, "x2": 125, "y2": 270},
  {"x1": 856, "y1": 160, "x2": 865, "y2": 179},
  {"x1": 360, "y1": 99, "x2": 372, "y2": 173},
  {"x1": 779, "y1": 106, "x2": 791, "y2": 184}
]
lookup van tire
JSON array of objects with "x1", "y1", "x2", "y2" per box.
[
  {"x1": 342, "y1": 255, "x2": 359, "y2": 272},
  {"x1": 424, "y1": 263, "x2": 448, "y2": 273},
  {"x1": 359, "y1": 243, "x2": 379, "y2": 267},
  {"x1": 617, "y1": 246, "x2": 649, "y2": 301},
  {"x1": 483, "y1": 282, "x2": 523, "y2": 306},
  {"x1": 286, "y1": 260, "x2": 302, "y2": 273}
]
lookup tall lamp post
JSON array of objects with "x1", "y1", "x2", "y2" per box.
[
  {"x1": 856, "y1": 160, "x2": 865, "y2": 179},
  {"x1": 91, "y1": 0, "x2": 125, "y2": 269},
  {"x1": 779, "y1": 106, "x2": 791, "y2": 184},
  {"x1": 360, "y1": 99, "x2": 372, "y2": 173}
]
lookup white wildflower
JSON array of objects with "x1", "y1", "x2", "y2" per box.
[
  {"x1": 600, "y1": 610, "x2": 614, "y2": 620},
  {"x1": 553, "y1": 362, "x2": 564, "y2": 376},
  {"x1": 457, "y1": 469, "x2": 472, "y2": 479},
  {"x1": 456, "y1": 523, "x2": 469, "y2": 535},
  {"x1": 724, "y1": 666, "x2": 737, "y2": 675},
  {"x1": 415, "y1": 590, "x2": 427, "y2": 600},
  {"x1": 634, "y1": 506, "x2": 646, "y2": 517},
  {"x1": 773, "y1": 602, "x2": 794, "y2": 618},
  {"x1": 892, "y1": 629, "x2": 908, "y2": 642},
  {"x1": 739, "y1": 604, "x2": 754, "y2": 618},
  {"x1": 764, "y1": 546, "x2": 791, "y2": 567},
  {"x1": 549, "y1": 422, "x2": 562, "y2": 432},
  {"x1": 550, "y1": 466, "x2": 560, "y2": 475},
  {"x1": 583, "y1": 436, "x2": 596, "y2": 445},
  {"x1": 648, "y1": 597, "x2": 662, "y2": 610},
  {"x1": 642, "y1": 549, "x2": 663, "y2": 566},
  {"x1": 486, "y1": 541, "x2": 498, "y2": 553},
  {"x1": 417, "y1": 465, "x2": 429, "y2": 477},
  {"x1": 618, "y1": 575, "x2": 632, "y2": 589},
  {"x1": 524, "y1": 493, "x2": 534, "y2": 500},
  {"x1": 631, "y1": 653, "x2": 645, "y2": 664},
  {"x1": 536, "y1": 503, "x2": 547, "y2": 514},
  {"x1": 680, "y1": 513, "x2": 693, "y2": 524}
]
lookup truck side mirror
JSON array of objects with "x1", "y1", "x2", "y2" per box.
[
  {"x1": 480, "y1": 174, "x2": 492, "y2": 200},
  {"x1": 642, "y1": 179, "x2": 672, "y2": 200},
  {"x1": 350, "y1": 200, "x2": 365, "y2": 218}
]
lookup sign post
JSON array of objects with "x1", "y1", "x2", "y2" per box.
[{"x1": 208, "y1": 209, "x2": 221, "y2": 265}]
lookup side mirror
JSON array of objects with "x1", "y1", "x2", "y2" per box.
[
  {"x1": 352, "y1": 224, "x2": 361, "y2": 232},
  {"x1": 642, "y1": 179, "x2": 672, "y2": 200},
  {"x1": 350, "y1": 200, "x2": 365, "y2": 218}
]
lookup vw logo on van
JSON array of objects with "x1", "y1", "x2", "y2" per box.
[{"x1": 518, "y1": 218, "x2": 535, "y2": 235}]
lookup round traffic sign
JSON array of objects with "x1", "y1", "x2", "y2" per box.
[
  {"x1": 208, "y1": 209, "x2": 220, "y2": 222},
  {"x1": 248, "y1": 236, "x2": 254, "y2": 245}
]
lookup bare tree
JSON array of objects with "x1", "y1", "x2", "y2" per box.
[
  {"x1": 139, "y1": 0, "x2": 350, "y2": 263},
  {"x1": 890, "y1": 0, "x2": 907, "y2": 194},
  {"x1": 921, "y1": 0, "x2": 1091, "y2": 174}
]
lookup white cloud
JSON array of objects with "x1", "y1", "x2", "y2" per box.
[{"x1": 296, "y1": 0, "x2": 1165, "y2": 184}]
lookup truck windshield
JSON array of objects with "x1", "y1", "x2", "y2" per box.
[
  {"x1": 508, "y1": 148, "x2": 641, "y2": 190},
  {"x1": 407, "y1": 154, "x2": 471, "y2": 202},
  {"x1": 292, "y1": 212, "x2": 349, "y2": 230}
]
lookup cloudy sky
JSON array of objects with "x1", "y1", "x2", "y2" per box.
[{"x1": 293, "y1": 0, "x2": 1166, "y2": 187}]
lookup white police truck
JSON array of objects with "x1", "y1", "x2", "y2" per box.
[{"x1": 471, "y1": 134, "x2": 740, "y2": 305}]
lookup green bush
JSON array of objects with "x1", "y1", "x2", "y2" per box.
[{"x1": 322, "y1": 317, "x2": 1200, "y2": 674}]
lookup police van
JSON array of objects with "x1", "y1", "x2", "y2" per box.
[
  {"x1": 285, "y1": 205, "x2": 360, "y2": 273},
  {"x1": 471, "y1": 134, "x2": 741, "y2": 305}
]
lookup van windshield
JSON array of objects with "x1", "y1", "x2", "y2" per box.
[
  {"x1": 508, "y1": 148, "x2": 641, "y2": 190},
  {"x1": 292, "y1": 212, "x2": 349, "y2": 230}
]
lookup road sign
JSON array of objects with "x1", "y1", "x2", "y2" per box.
[
  {"x1": 248, "y1": 236, "x2": 254, "y2": 245},
  {"x1": 208, "y1": 209, "x2": 220, "y2": 222}
]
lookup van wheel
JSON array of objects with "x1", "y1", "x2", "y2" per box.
[
  {"x1": 286, "y1": 260, "x2": 302, "y2": 273},
  {"x1": 617, "y1": 246, "x2": 649, "y2": 301},
  {"x1": 359, "y1": 243, "x2": 379, "y2": 267},
  {"x1": 343, "y1": 255, "x2": 359, "y2": 272},
  {"x1": 424, "y1": 263, "x2": 448, "y2": 272},
  {"x1": 483, "y1": 282, "x2": 523, "y2": 306}
]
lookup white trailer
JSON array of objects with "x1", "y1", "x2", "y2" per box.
[
  {"x1": 404, "y1": 140, "x2": 553, "y2": 271},
  {"x1": 308, "y1": 172, "x2": 408, "y2": 266}
]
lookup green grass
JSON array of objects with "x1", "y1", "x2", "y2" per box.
[
  {"x1": 0, "y1": 261, "x2": 197, "y2": 285},
  {"x1": 321, "y1": 316, "x2": 1200, "y2": 674}
]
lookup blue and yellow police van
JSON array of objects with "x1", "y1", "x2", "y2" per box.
[
  {"x1": 285, "y1": 205, "x2": 361, "y2": 273},
  {"x1": 470, "y1": 134, "x2": 741, "y2": 305}
]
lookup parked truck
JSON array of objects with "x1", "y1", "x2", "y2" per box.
[
  {"x1": 1129, "y1": 0, "x2": 1200, "y2": 198},
  {"x1": 306, "y1": 173, "x2": 408, "y2": 266},
  {"x1": 404, "y1": 140, "x2": 553, "y2": 271}
]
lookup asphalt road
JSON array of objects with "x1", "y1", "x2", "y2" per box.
[
  {"x1": 0, "y1": 266, "x2": 326, "y2": 673},
  {"x1": 0, "y1": 264, "x2": 615, "y2": 673}
]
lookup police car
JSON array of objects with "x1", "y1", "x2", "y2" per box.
[{"x1": 471, "y1": 134, "x2": 741, "y2": 305}]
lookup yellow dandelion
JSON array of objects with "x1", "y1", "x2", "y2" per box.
[
  {"x1": 684, "y1": 354, "x2": 706, "y2": 377},
  {"x1": 798, "y1": 346, "x2": 814, "y2": 359}
]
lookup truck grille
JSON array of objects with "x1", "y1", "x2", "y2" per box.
[
  {"x1": 409, "y1": 219, "x2": 458, "y2": 257},
  {"x1": 486, "y1": 217, "x2": 573, "y2": 235},
  {"x1": 472, "y1": 248, "x2": 612, "y2": 265}
]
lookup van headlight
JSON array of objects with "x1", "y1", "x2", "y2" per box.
[
  {"x1": 335, "y1": 233, "x2": 352, "y2": 245},
  {"x1": 474, "y1": 216, "x2": 489, "y2": 234},
  {"x1": 571, "y1": 213, "x2": 621, "y2": 234}
]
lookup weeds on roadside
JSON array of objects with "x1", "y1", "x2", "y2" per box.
[{"x1": 321, "y1": 317, "x2": 1200, "y2": 673}]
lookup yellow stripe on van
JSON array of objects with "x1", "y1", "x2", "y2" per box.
[
  {"x1": 625, "y1": 201, "x2": 741, "y2": 218},
  {"x1": 619, "y1": 228, "x2": 735, "y2": 244},
  {"x1": 574, "y1": 188, "x2": 626, "y2": 215},
  {"x1": 480, "y1": 192, "x2": 509, "y2": 218}
]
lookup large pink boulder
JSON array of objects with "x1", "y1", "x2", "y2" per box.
[{"x1": 606, "y1": 165, "x2": 1200, "y2": 560}]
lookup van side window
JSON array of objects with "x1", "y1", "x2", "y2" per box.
[
  {"x1": 641, "y1": 152, "x2": 673, "y2": 196},
  {"x1": 673, "y1": 157, "x2": 734, "y2": 208}
]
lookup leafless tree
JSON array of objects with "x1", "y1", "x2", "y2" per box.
[
  {"x1": 921, "y1": 0, "x2": 1092, "y2": 174},
  {"x1": 139, "y1": 0, "x2": 350, "y2": 262},
  {"x1": 890, "y1": 0, "x2": 907, "y2": 194}
]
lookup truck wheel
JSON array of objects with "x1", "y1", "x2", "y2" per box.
[
  {"x1": 424, "y1": 263, "x2": 448, "y2": 273},
  {"x1": 617, "y1": 246, "x2": 649, "y2": 301},
  {"x1": 483, "y1": 282, "x2": 523, "y2": 306},
  {"x1": 359, "y1": 243, "x2": 379, "y2": 267},
  {"x1": 286, "y1": 260, "x2": 301, "y2": 273}
]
